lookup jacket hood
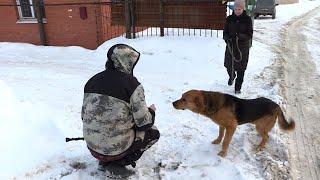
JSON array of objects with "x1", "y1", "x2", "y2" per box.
[{"x1": 105, "y1": 44, "x2": 140, "y2": 75}]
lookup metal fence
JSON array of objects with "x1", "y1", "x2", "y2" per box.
[
  {"x1": 111, "y1": 0, "x2": 226, "y2": 38},
  {"x1": 1, "y1": 0, "x2": 230, "y2": 40}
]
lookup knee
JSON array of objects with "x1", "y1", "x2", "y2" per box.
[
  {"x1": 148, "y1": 126, "x2": 160, "y2": 140},
  {"x1": 150, "y1": 128, "x2": 160, "y2": 141}
]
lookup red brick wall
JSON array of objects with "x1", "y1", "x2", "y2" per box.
[
  {"x1": 0, "y1": 0, "x2": 41, "y2": 45},
  {"x1": 44, "y1": 1, "x2": 100, "y2": 49},
  {"x1": 100, "y1": 1, "x2": 126, "y2": 42},
  {"x1": 0, "y1": 0, "x2": 125, "y2": 49}
]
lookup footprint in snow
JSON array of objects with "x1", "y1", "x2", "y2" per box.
[{"x1": 141, "y1": 52, "x2": 154, "y2": 55}]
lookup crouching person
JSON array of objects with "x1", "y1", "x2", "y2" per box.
[{"x1": 81, "y1": 44, "x2": 160, "y2": 178}]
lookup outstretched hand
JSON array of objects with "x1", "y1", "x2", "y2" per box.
[{"x1": 149, "y1": 104, "x2": 156, "y2": 111}]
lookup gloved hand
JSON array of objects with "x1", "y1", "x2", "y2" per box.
[
  {"x1": 224, "y1": 34, "x2": 238, "y2": 44},
  {"x1": 225, "y1": 36, "x2": 235, "y2": 44},
  {"x1": 149, "y1": 104, "x2": 156, "y2": 111}
]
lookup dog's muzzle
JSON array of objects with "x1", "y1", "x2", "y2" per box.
[{"x1": 172, "y1": 100, "x2": 185, "y2": 110}]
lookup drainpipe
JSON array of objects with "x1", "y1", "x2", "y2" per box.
[
  {"x1": 124, "y1": 0, "x2": 132, "y2": 39},
  {"x1": 33, "y1": 0, "x2": 47, "y2": 45}
]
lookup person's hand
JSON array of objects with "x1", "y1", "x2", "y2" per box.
[
  {"x1": 149, "y1": 104, "x2": 156, "y2": 111},
  {"x1": 231, "y1": 34, "x2": 238, "y2": 39},
  {"x1": 225, "y1": 38, "x2": 233, "y2": 44}
]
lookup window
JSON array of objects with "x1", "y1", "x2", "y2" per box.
[
  {"x1": 16, "y1": 0, "x2": 35, "y2": 19},
  {"x1": 16, "y1": 0, "x2": 46, "y2": 20}
]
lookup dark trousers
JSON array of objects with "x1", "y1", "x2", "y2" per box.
[
  {"x1": 227, "y1": 68, "x2": 245, "y2": 91},
  {"x1": 92, "y1": 126, "x2": 160, "y2": 166},
  {"x1": 114, "y1": 127, "x2": 160, "y2": 166}
]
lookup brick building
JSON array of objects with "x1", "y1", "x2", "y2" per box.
[{"x1": 0, "y1": 0, "x2": 124, "y2": 49}]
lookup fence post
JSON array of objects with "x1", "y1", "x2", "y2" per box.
[
  {"x1": 160, "y1": 0, "x2": 164, "y2": 37},
  {"x1": 33, "y1": 0, "x2": 47, "y2": 45},
  {"x1": 131, "y1": 0, "x2": 136, "y2": 38},
  {"x1": 125, "y1": 0, "x2": 132, "y2": 39}
]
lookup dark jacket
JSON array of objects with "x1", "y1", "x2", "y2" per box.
[
  {"x1": 223, "y1": 11, "x2": 253, "y2": 71},
  {"x1": 81, "y1": 44, "x2": 155, "y2": 156}
]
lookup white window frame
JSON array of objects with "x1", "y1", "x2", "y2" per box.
[{"x1": 16, "y1": 0, "x2": 36, "y2": 19}]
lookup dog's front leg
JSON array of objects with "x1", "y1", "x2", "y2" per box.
[
  {"x1": 218, "y1": 125, "x2": 236, "y2": 157},
  {"x1": 212, "y1": 126, "x2": 225, "y2": 144}
]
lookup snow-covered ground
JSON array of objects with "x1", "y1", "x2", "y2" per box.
[
  {"x1": 1, "y1": 0, "x2": 320, "y2": 179},
  {"x1": 254, "y1": 0, "x2": 320, "y2": 46},
  {"x1": 303, "y1": 8, "x2": 320, "y2": 74}
]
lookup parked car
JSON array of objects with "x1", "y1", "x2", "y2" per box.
[{"x1": 253, "y1": 0, "x2": 279, "y2": 19}]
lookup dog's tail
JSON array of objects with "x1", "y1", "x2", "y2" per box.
[{"x1": 277, "y1": 106, "x2": 295, "y2": 131}]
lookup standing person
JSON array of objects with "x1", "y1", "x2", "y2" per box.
[
  {"x1": 223, "y1": 0, "x2": 253, "y2": 94},
  {"x1": 81, "y1": 44, "x2": 160, "y2": 178}
]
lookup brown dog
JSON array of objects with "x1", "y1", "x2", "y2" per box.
[{"x1": 172, "y1": 90, "x2": 295, "y2": 157}]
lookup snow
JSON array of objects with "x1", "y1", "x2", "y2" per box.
[
  {"x1": 303, "y1": 8, "x2": 320, "y2": 74},
  {"x1": 254, "y1": 0, "x2": 320, "y2": 46},
  {"x1": 1, "y1": 0, "x2": 320, "y2": 179}
]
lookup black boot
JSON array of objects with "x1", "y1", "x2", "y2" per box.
[
  {"x1": 98, "y1": 161, "x2": 135, "y2": 179},
  {"x1": 235, "y1": 82, "x2": 242, "y2": 94},
  {"x1": 234, "y1": 71, "x2": 244, "y2": 94},
  {"x1": 227, "y1": 69, "x2": 236, "y2": 86},
  {"x1": 228, "y1": 77, "x2": 235, "y2": 86},
  {"x1": 105, "y1": 163, "x2": 134, "y2": 179},
  {"x1": 98, "y1": 161, "x2": 108, "y2": 172}
]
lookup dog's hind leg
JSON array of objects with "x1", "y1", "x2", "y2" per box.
[
  {"x1": 218, "y1": 125, "x2": 236, "y2": 157},
  {"x1": 255, "y1": 118, "x2": 272, "y2": 151},
  {"x1": 212, "y1": 126, "x2": 225, "y2": 144},
  {"x1": 256, "y1": 127, "x2": 269, "y2": 151},
  {"x1": 255, "y1": 116, "x2": 276, "y2": 151}
]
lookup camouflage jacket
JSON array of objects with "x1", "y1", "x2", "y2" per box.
[{"x1": 82, "y1": 44, "x2": 155, "y2": 156}]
